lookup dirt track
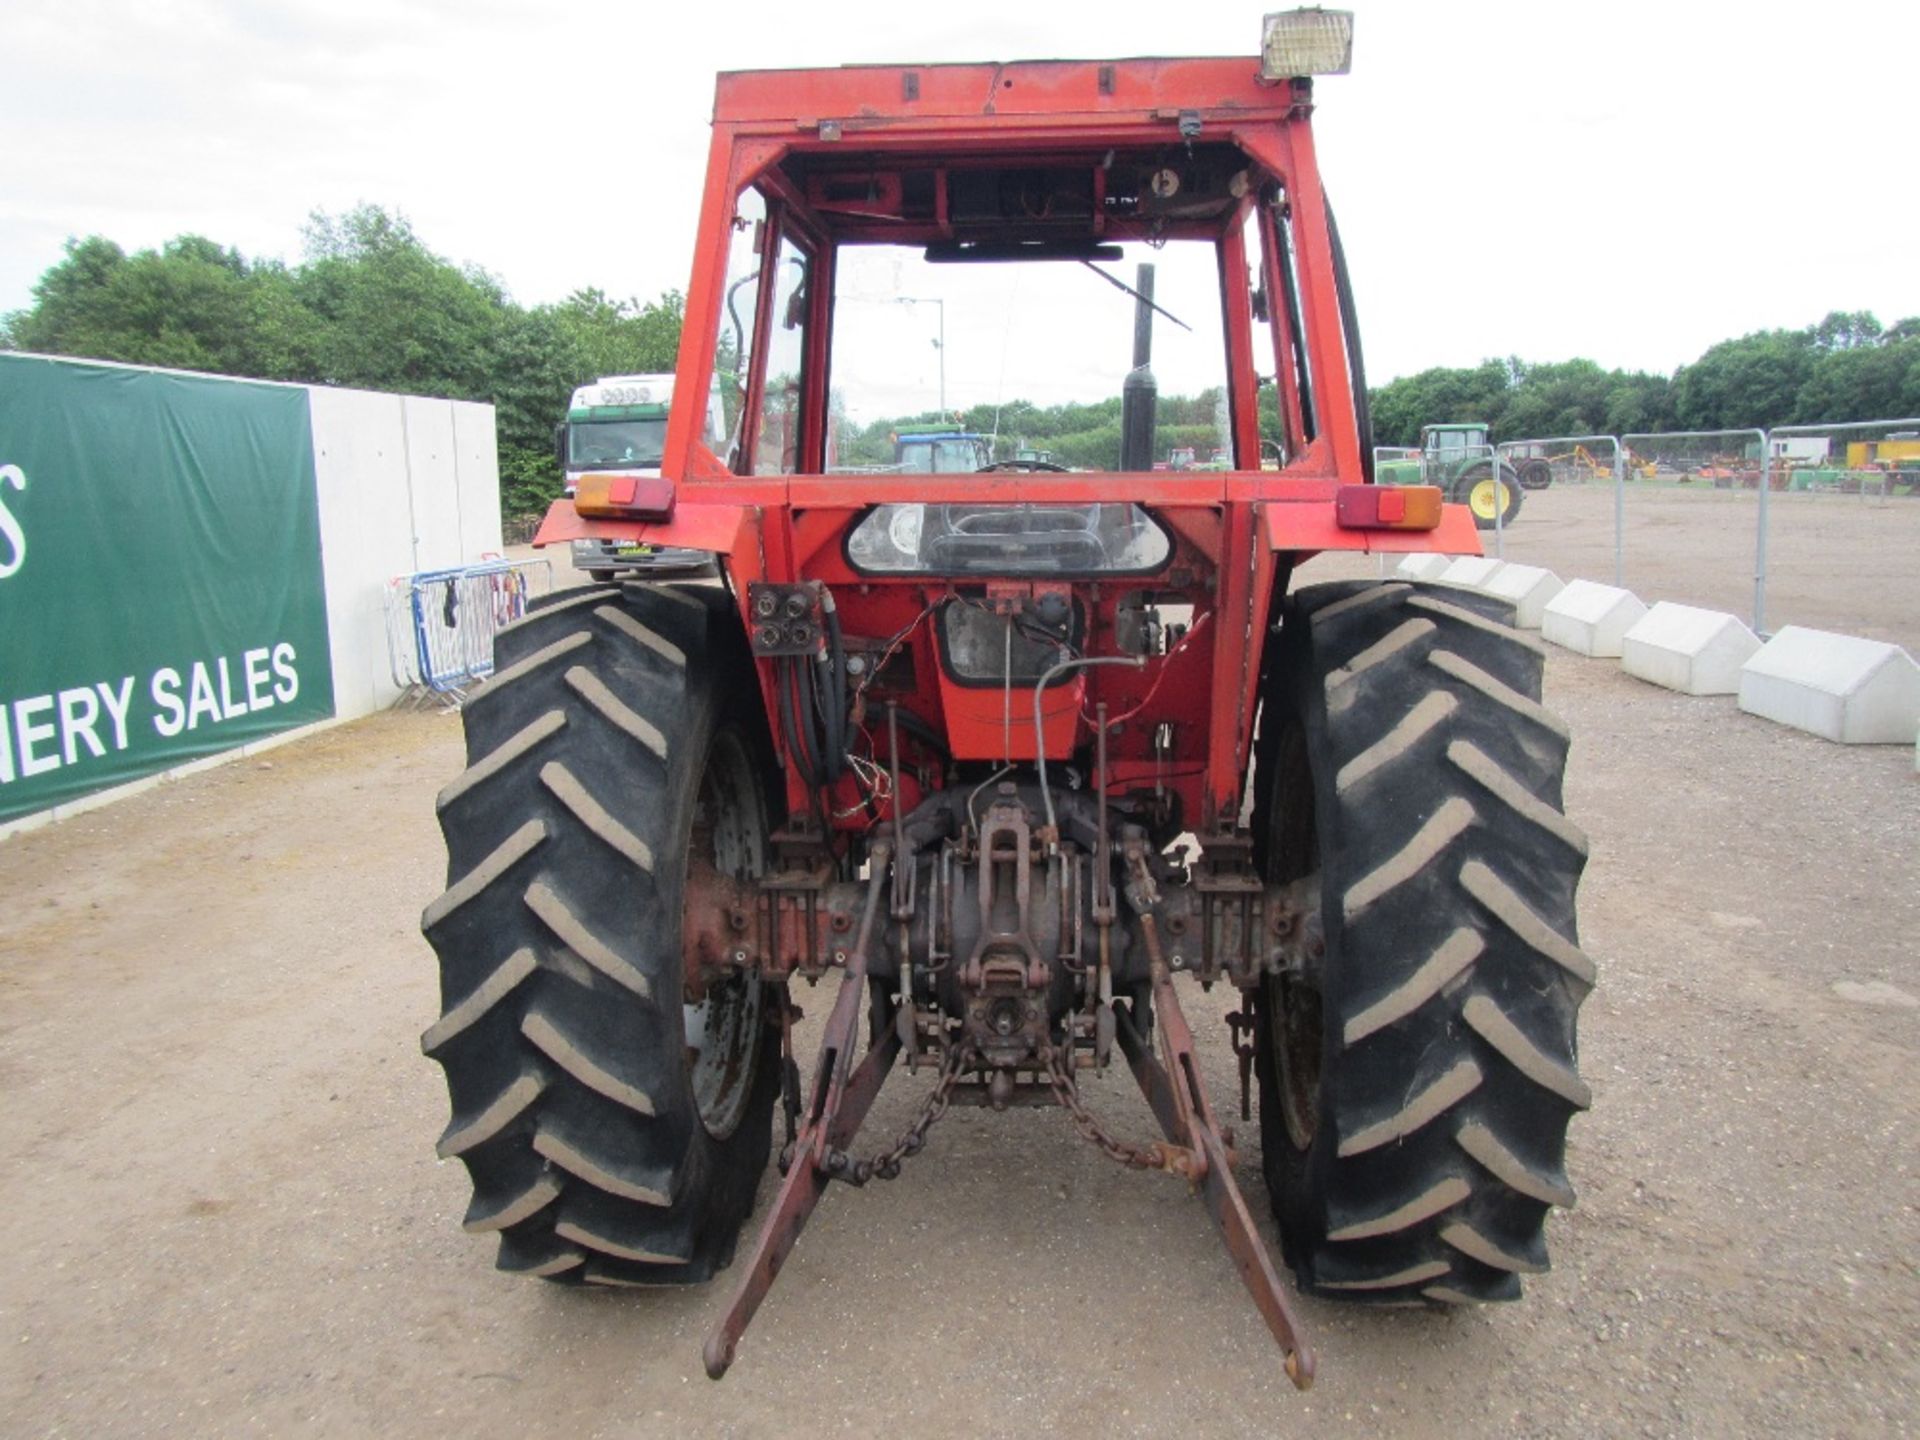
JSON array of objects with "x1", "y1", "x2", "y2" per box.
[{"x1": 2, "y1": 641, "x2": 1916, "y2": 1438}]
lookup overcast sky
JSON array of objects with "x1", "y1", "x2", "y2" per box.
[{"x1": 4, "y1": 0, "x2": 1916, "y2": 409}]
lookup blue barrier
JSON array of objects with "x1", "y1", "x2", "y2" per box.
[{"x1": 387, "y1": 558, "x2": 551, "y2": 703}]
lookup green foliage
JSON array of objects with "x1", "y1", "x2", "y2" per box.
[
  {"x1": 1367, "y1": 356, "x2": 1679, "y2": 445},
  {"x1": 498, "y1": 443, "x2": 565, "y2": 525},
  {"x1": 833, "y1": 390, "x2": 1234, "y2": 471},
  {"x1": 1369, "y1": 360, "x2": 1513, "y2": 446},
  {"x1": 1670, "y1": 329, "x2": 1816, "y2": 432},
  {"x1": 1370, "y1": 312, "x2": 1919, "y2": 443},
  {"x1": 1673, "y1": 311, "x2": 1920, "y2": 429},
  {"x1": 5, "y1": 234, "x2": 313, "y2": 378},
  {"x1": 2, "y1": 206, "x2": 687, "y2": 524},
  {"x1": 294, "y1": 206, "x2": 506, "y2": 402}
]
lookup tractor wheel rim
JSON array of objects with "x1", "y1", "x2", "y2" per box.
[
  {"x1": 682, "y1": 731, "x2": 765, "y2": 1141},
  {"x1": 1470, "y1": 477, "x2": 1506, "y2": 519}
]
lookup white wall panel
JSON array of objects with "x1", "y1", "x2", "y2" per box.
[
  {"x1": 451, "y1": 402, "x2": 503, "y2": 560},
  {"x1": 309, "y1": 387, "x2": 503, "y2": 720},
  {"x1": 401, "y1": 396, "x2": 464, "y2": 570},
  {"x1": 308, "y1": 387, "x2": 417, "y2": 719}
]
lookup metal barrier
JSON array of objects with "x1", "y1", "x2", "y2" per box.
[
  {"x1": 1374, "y1": 417, "x2": 1917, "y2": 648},
  {"x1": 1497, "y1": 434, "x2": 1624, "y2": 583},
  {"x1": 1614, "y1": 429, "x2": 1767, "y2": 629},
  {"x1": 1469, "y1": 419, "x2": 1920, "y2": 650},
  {"x1": 1760, "y1": 417, "x2": 1920, "y2": 648},
  {"x1": 384, "y1": 558, "x2": 552, "y2": 705}
]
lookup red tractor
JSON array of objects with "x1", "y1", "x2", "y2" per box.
[{"x1": 422, "y1": 14, "x2": 1591, "y2": 1390}]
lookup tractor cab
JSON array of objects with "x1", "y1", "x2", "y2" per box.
[
  {"x1": 1423, "y1": 422, "x2": 1490, "y2": 455},
  {"x1": 891, "y1": 424, "x2": 993, "y2": 473}
]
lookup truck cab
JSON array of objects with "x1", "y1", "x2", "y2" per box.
[{"x1": 557, "y1": 374, "x2": 725, "y2": 578}]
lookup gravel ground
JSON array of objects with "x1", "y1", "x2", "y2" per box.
[{"x1": 1, "y1": 640, "x2": 1914, "y2": 1439}]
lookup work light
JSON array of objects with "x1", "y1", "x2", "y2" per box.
[{"x1": 1260, "y1": 8, "x2": 1354, "y2": 78}]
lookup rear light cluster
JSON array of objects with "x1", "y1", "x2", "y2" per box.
[
  {"x1": 1334, "y1": 483, "x2": 1442, "y2": 531},
  {"x1": 573, "y1": 472, "x2": 675, "y2": 521}
]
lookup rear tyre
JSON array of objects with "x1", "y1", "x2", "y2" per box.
[
  {"x1": 422, "y1": 580, "x2": 780, "y2": 1286},
  {"x1": 1252, "y1": 580, "x2": 1592, "y2": 1305}
]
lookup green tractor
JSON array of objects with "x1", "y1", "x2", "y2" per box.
[{"x1": 1377, "y1": 423, "x2": 1525, "y2": 530}]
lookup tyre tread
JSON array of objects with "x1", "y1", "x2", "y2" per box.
[
  {"x1": 421, "y1": 584, "x2": 778, "y2": 1283},
  {"x1": 1255, "y1": 579, "x2": 1591, "y2": 1306}
]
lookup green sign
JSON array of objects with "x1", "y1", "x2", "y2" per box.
[{"x1": 0, "y1": 355, "x2": 334, "y2": 821}]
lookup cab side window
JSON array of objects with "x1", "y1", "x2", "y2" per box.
[
  {"x1": 754, "y1": 234, "x2": 812, "y2": 475},
  {"x1": 713, "y1": 189, "x2": 767, "y2": 472}
]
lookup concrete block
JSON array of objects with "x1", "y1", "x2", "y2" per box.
[
  {"x1": 1620, "y1": 603, "x2": 1762, "y2": 695},
  {"x1": 1736, "y1": 627, "x2": 1920, "y2": 744},
  {"x1": 1395, "y1": 553, "x2": 1454, "y2": 582},
  {"x1": 1542, "y1": 580, "x2": 1649, "y2": 657},
  {"x1": 1437, "y1": 556, "x2": 1507, "y2": 591},
  {"x1": 1481, "y1": 564, "x2": 1565, "y2": 629}
]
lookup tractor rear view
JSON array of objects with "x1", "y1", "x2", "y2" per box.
[{"x1": 421, "y1": 13, "x2": 1592, "y2": 1389}]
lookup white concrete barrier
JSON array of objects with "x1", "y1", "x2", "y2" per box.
[
  {"x1": 1395, "y1": 553, "x2": 1454, "y2": 582},
  {"x1": 1542, "y1": 580, "x2": 1649, "y2": 658},
  {"x1": 1621, "y1": 603, "x2": 1761, "y2": 695},
  {"x1": 1736, "y1": 627, "x2": 1920, "y2": 743},
  {"x1": 1482, "y1": 564, "x2": 1565, "y2": 629},
  {"x1": 1438, "y1": 556, "x2": 1507, "y2": 591}
]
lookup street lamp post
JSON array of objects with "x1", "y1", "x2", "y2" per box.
[{"x1": 896, "y1": 296, "x2": 945, "y2": 416}]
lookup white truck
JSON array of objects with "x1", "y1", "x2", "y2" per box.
[{"x1": 556, "y1": 373, "x2": 726, "y2": 579}]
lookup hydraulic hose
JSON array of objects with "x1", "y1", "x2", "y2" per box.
[
  {"x1": 778, "y1": 657, "x2": 820, "y2": 789},
  {"x1": 819, "y1": 589, "x2": 847, "y2": 783},
  {"x1": 1325, "y1": 200, "x2": 1375, "y2": 484},
  {"x1": 1033, "y1": 654, "x2": 1146, "y2": 846}
]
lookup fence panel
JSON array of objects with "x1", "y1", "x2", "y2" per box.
[
  {"x1": 1604, "y1": 429, "x2": 1766, "y2": 628},
  {"x1": 384, "y1": 558, "x2": 551, "y2": 705},
  {"x1": 1758, "y1": 418, "x2": 1920, "y2": 652},
  {"x1": 1313, "y1": 421, "x2": 1913, "y2": 653},
  {"x1": 1489, "y1": 434, "x2": 1623, "y2": 583}
]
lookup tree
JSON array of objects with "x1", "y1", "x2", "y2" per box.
[
  {"x1": 1812, "y1": 310, "x2": 1883, "y2": 352},
  {"x1": 1793, "y1": 331, "x2": 1920, "y2": 424},
  {"x1": 5, "y1": 233, "x2": 306, "y2": 377},
  {"x1": 293, "y1": 205, "x2": 507, "y2": 401},
  {"x1": 1668, "y1": 329, "x2": 1815, "y2": 431},
  {"x1": 552, "y1": 288, "x2": 683, "y2": 379},
  {"x1": 1368, "y1": 360, "x2": 1511, "y2": 446}
]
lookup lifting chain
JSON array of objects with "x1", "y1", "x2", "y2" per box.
[
  {"x1": 824, "y1": 1041, "x2": 965, "y2": 1186},
  {"x1": 1043, "y1": 1042, "x2": 1200, "y2": 1180}
]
